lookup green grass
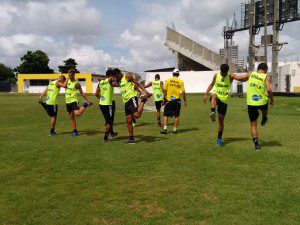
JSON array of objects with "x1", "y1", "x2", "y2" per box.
[{"x1": 0, "y1": 93, "x2": 299, "y2": 225}]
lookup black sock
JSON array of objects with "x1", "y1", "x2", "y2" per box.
[
  {"x1": 110, "y1": 128, "x2": 114, "y2": 134},
  {"x1": 132, "y1": 118, "x2": 136, "y2": 123},
  {"x1": 50, "y1": 128, "x2": 55, "y2": 132},
  {"x1": 253, "y1": 138, "x2": 259, "y2": 146},
  {"x1": 73, "y1": 129, "x2": 77, "y2": 133},
  {"x1": 211, "y1": 108, "x2": 216, "y2": 113},
  {"x1": 218, "y1": 131, "x2": 223, "y2": 139},
  {"x1": 104, "y1": 132, "x2": 109, "y2": 140},
  {"x1": 157, "y1": 117, "x2": 161, "y2": 123},
  {"x1": 129, "y1": 136, "x2": 134, "y2": 140}
]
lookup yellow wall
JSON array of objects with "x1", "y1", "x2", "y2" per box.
[
  {"x1": 18, "y1": 73, "x2": 93, "y2": 93},
  {"x1": 293, "y1": 87, "x2": 300, "y2": 93}
]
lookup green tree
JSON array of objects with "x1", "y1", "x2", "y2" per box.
[
  {"x1": 58, "y1": 58, "x2": 80, "y2": 73},
  {"x1": 14, "y1": 50, "x2": 54, "y2": 74},
  {"x1": 0, "y1": 63, "x2": 16, "y2": 83}
]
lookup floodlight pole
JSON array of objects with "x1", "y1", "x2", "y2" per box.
[
  {"x1": 264, "y1": 0, "x2": 268, "y2": 63},
  {"x1": 248, "y1": 0, "x2": 256, "y2": 71},
  {"x1": 272, "y1": 0, "x2": 280, "y2": 91}
]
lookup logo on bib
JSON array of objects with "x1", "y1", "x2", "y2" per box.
[
  {"x1": 101, "y1": 96, "x2": 105, "y2": 101},
  {"x1": 170, "y1": 96, "x2": 176, "y2": 101},
  {"x1": 156, "y1": 94, "x2": 162, "y2": 99},
  {"x1": 252, "y1": 94, "x2": 262, "y2": 101}
]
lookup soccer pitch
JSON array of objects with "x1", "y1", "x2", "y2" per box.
[{"x1": 0, "y1": 93, "x2": 299, "y2": 224}]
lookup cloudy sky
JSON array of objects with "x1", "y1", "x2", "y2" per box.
[{"x1": 0, "y1": 0, "x2": 299, "y2": 73}]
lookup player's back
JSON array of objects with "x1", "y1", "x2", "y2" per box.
[{"x1": 164, "y1": 77, "x2": 184, "y2": 101}]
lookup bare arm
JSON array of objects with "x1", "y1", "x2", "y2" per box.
[
  {"x1": 144, "y1": 82, "x2": 152, "y2": 88},
  {"x1": 203, "y1": 74, "x2": 216, "y2": 103},
  {"x1": 76, "y1": 83, "x2": 92, "y2": 103},
  {"x1": 95, "y1": 86, "x2": 100, "y2": 99},
  {"x1": 56, "y1": 81, "x2": 65, "y2": 88},
  {"x1": 126, "y1": 75, "x2": 151, "y2": 97},
  {"x1": 182, "y1": 90, "x2": 187, "y2": 107},
  {"x1": 62, "y1": 77, "x2": 69, "y2": 88},
  {"x1": 234, "y1": 71, "x2": 252, "y2": 82},
  {"x1": 265, "y1": 75, "x2": 274, "y2": 107},
  {"x1": 39, "y1": 87, "x2": 48, "y2": 100},
  {"x1": 160, "y1": 81, "x2": 164, "y2": 90}
]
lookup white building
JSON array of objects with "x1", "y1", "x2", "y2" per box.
[{"x1": 278, "y1": 62, "x2": 300, "y2": 92}]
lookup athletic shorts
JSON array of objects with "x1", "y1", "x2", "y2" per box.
[
  {"x1": 45, "y1": 104, "x2": 58, "y2": 117},
  {"x1": 66, "y1": 102, "x2": 80, "y2": 113},
  {"x1": 99, "y1": 105, "x2": 114, "y2": 125},
  {"x1": 125, "y1": 97, "x2": 138, "y2": 116},
  {"x1": 155, "y1": 100, "x2": 163, "y2": 111},
  {"x1": 248, "y1": 103, "x2": 269, "y2": 122},
  {"x1": 164, "y1": 99, "x2": 181, "y2": 117},
  {"x1": 210, "y1": 96, "x2": 228, "y2": 116}
]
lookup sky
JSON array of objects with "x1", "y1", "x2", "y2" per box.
[{"x1": 0, "y1": 0, "x2": 299, "y2": 73}]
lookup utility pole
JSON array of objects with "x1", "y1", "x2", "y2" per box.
[
  {"x1": 224, "y1": 19, "x2": 229, "y2": 64},
  {"x1": 264, "y1": 0, "x2": 268, "y2": 63},
  {"x1": 272, "y1": 0, "x2": 279, "y2": 91},
  {"x1": 248, "y1": 0, "x2": 256, "y2": 71}
]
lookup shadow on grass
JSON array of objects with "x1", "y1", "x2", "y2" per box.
[
  {"x1": 58, "y1": 130, "x2": 100, "y2": 136},
  {"x1": 177, "y1": 127, "x2": 199, "y2": 133},
  {"x1": 223, "y1": 137, "x2": 249, "y2": 145},
  {"x1": 112, "y1": 134, "x2": 169, "y2": 143},
  {"x1": 260, "y1": 140, "x2": 283, "y2": 147}
]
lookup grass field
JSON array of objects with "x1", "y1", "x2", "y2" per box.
[{"x1": 0, "y1": 93, "x2": 299, "y2": 225}]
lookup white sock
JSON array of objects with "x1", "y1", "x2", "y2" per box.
[
  {"x1": 164, "y1": 126, "x2": 167, "y2": 130},
  {"x1": 173, "y1": 127, "x2": 177, "y2": 131}
]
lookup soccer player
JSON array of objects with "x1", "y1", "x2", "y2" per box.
[
  {"x1": 235, "y1": 62, "x2": 274, "y2": 150},
  {"x1": 38, "y1": 75, "x2": 66, "y2": 136},
  {"x1": 64, "y1": 69, "x2": 93, "y2": 137},
  {"x1": 132, "y1": 84, "x2": 142, "y2": 127},
  {"x1": 95, "y1": 69, "x2": 118, "y2": 142},
  {"x1": 160, "y1": 69, "x2": 187, "y2": 134},
  {"x1": 144, "y1": 74, "x2": 164, "y2": 127},
  {"x1": 203, "y1": 64, "x2": 240, "y2": 146},
  {"x1": 113, "y1": 68, "x2": 152, "y2": 144}
]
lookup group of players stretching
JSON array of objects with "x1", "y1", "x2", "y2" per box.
[{"x1": 39, "y1": 62, "x2": 273, "y2": 150}]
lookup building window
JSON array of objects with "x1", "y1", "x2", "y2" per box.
[{"x1": 29, "y1": 80, "x2": 49, "y2": 86}]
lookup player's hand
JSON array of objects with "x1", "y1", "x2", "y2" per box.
[
  {"x1": 162, "y1": 99, "x2": 167, "y2": 106},
  {"x1": 146, "y1": 91, "x2": 152, "y2": 98},
  {"x1": 184, "y1": 101, "x2": 187, "y2": 107},
  {"x1": 88, "y1": 101, "x2": 93, "y2": 106},
  {"x1": 269, "y1": 100, "x2": 274, "y2": 108},
  {"x1": 203, "y1": 94, "x2": 208, "y2": 104}
]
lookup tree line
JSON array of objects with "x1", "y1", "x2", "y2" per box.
[{"x1": 0, "y1": 50, "x2": 80, "y2": 83}]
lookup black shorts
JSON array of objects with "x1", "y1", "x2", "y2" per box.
[
  {"x1": 164, "y1": 99, "x2": 181, "y2": 117},
  {"x1": 155, "y1": 100, "x2": 163, "y2": 111},
  {"x1": 66, "y1": 102, "x2": 80, "y2": 114},
  {"x1": 99, "y1": 105, "x2": 114, "y2": 125},
  {"x1": 125, "y1": 97, "x2": 138, "y2": 116},
  {"x1": 45, "y1": 104, "x2": 58, "y2": 117},
  {"x1": 210, "y1": 96, "x2": 228, "y2": 116},
  {"x1": 248, "y1": 103, "x2": 268, "y2": 122}
]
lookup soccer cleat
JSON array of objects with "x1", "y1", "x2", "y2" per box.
[
  {"x1": 217, "y1": 139, "x2": 223, "y2": 146},
  {"x1": 160, "y1": 129, "x2": 168, "y2": 134},
  {"x1": 254, "y1": 145, "x2": 261, "y2": 151},
  {"x1": 173, "y1": 130, "x2": 178, "y2": 134},
  {"x1": 261, "y1": 117, "x2": 268, "y2": 126},
  {"x1": 210, "y1": 112, "x2": 216, "y2": 121},
  {"x1": 70, "y1": 131, "x2": 78, "y2": 137},
  {"x1": 49, "y1": 131, "x2": 56, "y2": 137},
  {"x1": 124, "y1": 139, "x2": 135, "y2": 144},
  {"x1": 110, "y1": 132, "x2": 118, "y2": 138}
]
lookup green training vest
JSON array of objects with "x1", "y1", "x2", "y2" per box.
[
  {"x1": 46, "y1": 80, "x2": 60, "y2": 105},
  {"x1": 247, "y1": 71, "x2": 268, "y2": 106},
  {"x1": 99, "y1": 78, "x2": 114, "y2": 105},
  {"x1": 65, "y1": 80, "x2": 78, "y2": 104},
  {"x1": 213, "y1": 73, "x2": 232, "y2": 104},
  {"x1": 119, "y1": 75, "x2": 136, "y2": 103},
  {"x1": 152, "y1": 80, "x2": 163, "y2": 101}
]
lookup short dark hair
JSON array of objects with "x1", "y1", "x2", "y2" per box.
[
  {"x1": 113, "y1": 68, "x2": 121, "y2": 75},
  {"x1": 257, "y1": 63, "x2": 268, "y2": 72},
  {"x1": 106, "y1": 68, "x2": 115, "y2": 77},
  {"x1": 220, "y1": 64, "x2": 229, "y2": 73},
  {"x1": 59, "y1": 75, "x2": 66, "y2": 81},
  {"x1": 155, "y1": 74, "x2": 160, "y2": 80}
]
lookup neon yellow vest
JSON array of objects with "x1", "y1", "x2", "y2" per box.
[
  {"x1": 65, "y1": 80, "x2": 78, "y2": 103},
  {"x1": 99, "y1": 78, "x2": 114, "y2": 105},
  {"x1": 119, "y1": 75, "x2": 136, "y2": 103},
  {"x1": 247, "y1": 71, "x2": 268, "y2": 106},
  {"x1": 46, "y1": 80, "x2": 60, "y2": 105},
  {"x1": 213, "y1": 73, "x2": 232, "y2": 103},
  {"x1": 152, "y1": 80, "x2": 163, "y2": 101}
]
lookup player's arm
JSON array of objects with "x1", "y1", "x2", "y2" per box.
[
  {"x1": 56, "y1": 80, "x2": 65, "y2": 88},
  {"x1": 95, "y1": 86, "x2": 101, "y2": 99},
  {"x1": 76, "y1": 83, "x2": 92, "y2": 104},
  {"x1": 265, "y1": 75, "x2": 274, "y2": 107},
  {"x1": 234, "y1": 71, "x2": 252, "y2": 82},
  {"x1": 39, "y1": 87, "x2": 48, "y2": 101},
  {"x1": 204, "y1": 74, "x2": 216, "y2": 103},
  {"x1": 182, "y1": 90, "x2": 187, "y2": 107},
  {"x1": 135, "y1": 85, "x2": 142, "y2": 98},
  {"x1": 144, "y1": 82, "x2": 152, "y2": 88},
  {"x1": 126, "y1": 74, "x2": 151, "y2": 98},
  {"x1": 62, "y1": 77, "x2": 69, "y2": 88},
  {"x1": 160, "y1": 81, "x2": 164, "y2": 90},
  {"x1": 109, "y1": 77, "x2": 119, "y2": 87},
  {"x1": 162, "y1": 81, "x2": 168, "y2": 105}
]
